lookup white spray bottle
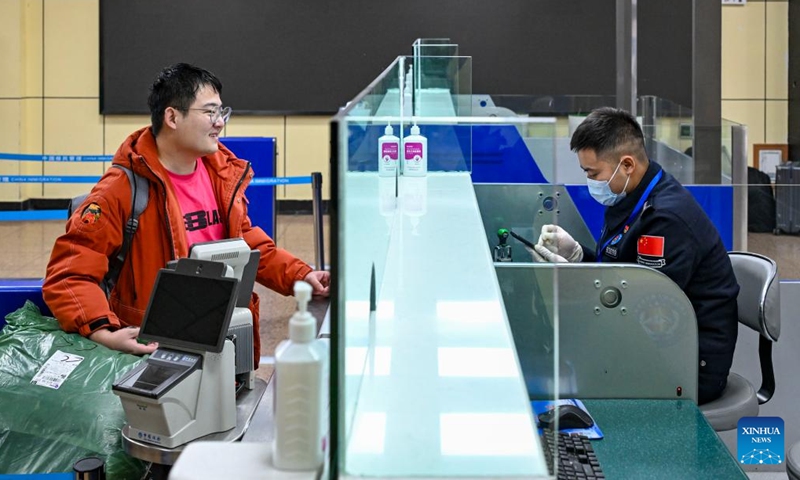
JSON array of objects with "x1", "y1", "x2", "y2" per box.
[
  {"x1": 403, "y1": 122, "x2": 428, "y2": 177},
  {"x1": 378, "y1": 124, "x2": 400, "y2": 177},
  {"x1": 273, "y1": 281, "x2": 327, "y2": 471},
  {"x1": 403, "y1": 65, "x2": 413, "y2": 117}
]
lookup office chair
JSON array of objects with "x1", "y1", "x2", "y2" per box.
[
  {"x1": 788, "y1": 441, "x2": 800, "y2": 480},
  {"x1": 700, "y1": 252, "x2": 780, "y2": 431}
]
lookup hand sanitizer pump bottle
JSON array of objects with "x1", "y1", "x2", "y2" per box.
[
  {"x1": 403, "y1": 123, "x2": 427, "y2": 177},
  {"x1": 403, "y1": 65, "x2": 413, "y2": 117},
  {"x1": 378, "y1": 124, "x2": 400, "y2": 177},
  {"x1": 273, "y1": 281, "x2": 327, "y2": 471}
]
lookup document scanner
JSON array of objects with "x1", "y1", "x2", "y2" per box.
[{"x1": 112, "y1": 258, "x2": 239, "y2": 449}]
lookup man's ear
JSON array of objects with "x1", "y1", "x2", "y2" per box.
[
  {"x1": 620, "y1": 155, "x2": 637, "y2": 174},
  {"x1": 163, "y1": 107, "x2": 180, "y2": 131}
]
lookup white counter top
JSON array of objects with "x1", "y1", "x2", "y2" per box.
[{"x1": 342, "y1": 172, "x2": 546, "y2": 477}]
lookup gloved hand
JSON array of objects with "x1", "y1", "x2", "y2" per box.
[
  {"x1": 532, "y1": 244, "x2": 568, "y2": 263},
  {"x1": 526, "y1": 245, "x2": 548, "y2": 262},
  {"x1": 537, "y1": 224, "x2": 583, "y2": 263}
]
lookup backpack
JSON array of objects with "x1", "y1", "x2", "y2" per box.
[
  {"x1": 68, "y1": 165, "x2": 149, "y2": 297},
  {"x1": 746, "y1": 166, "x2": 776, "y2": 233}
]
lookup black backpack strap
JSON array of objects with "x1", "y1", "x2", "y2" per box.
[{"x1": 102, "y1": 165, "x2": 149, "y2": 297}]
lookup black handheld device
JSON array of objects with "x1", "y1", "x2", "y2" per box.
[{"x1": 509, "y1": 229, "x2": 537, "y2": 249}]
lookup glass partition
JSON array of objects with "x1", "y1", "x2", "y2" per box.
[
  {"x1": 746, "y1": 120, "x2": 794, "y2": 265},
  {"x1": 331, "y1": 51, "x2": 745, "y2": 477},
  {"x1": 720, "y1": 118, "x2": 740, "y2": 185},
  {"x1": 466, "y1": 94, "x2": 745, "y2": 187},
  {"x1": 638, "y1": 96, "x2": 693, "y2": 156},
  {"x1": 462, "y1": 93, "x2": 743, "y2": 254},
  {"x1": 411, "y1": 56, "x2": 472, "y2": 118},
  {"x1": 637, "y1": 96, "x2": 695, "y2": 185},
  {"x1": 330, "y1": 57, "x2": 404, "y2": 478},
  {"x1": 412, "y1": 37, "x2": 457, "y2": 47},
  {"x1": 349, "y1": 56, "x2": 473, "y2": 173},
  {"x1": 412, "y1": 38, "x2": 458, "y2": 99},
  {"x1": 332, "y1": 59, "x2": 558, "y2": 476},
  {"x1": 483, "y1": 94, "x2": 617, "y2": 117},
  {"x1": 412, "y1": 38, "x2": 459, "y2": 59}
]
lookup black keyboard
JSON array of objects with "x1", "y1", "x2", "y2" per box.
[{"x1": 540, "y1": 430, "x2": 605, "y2": 480}]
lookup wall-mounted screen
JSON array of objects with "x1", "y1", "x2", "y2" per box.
[{"x1": 100, "y1": 0, "x2": 692, "y2": 115}]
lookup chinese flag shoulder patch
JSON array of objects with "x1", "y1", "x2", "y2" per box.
[{"x1": 638, "y1": 235, "x2": 665, "y2": 257}]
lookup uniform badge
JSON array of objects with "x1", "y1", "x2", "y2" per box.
[
  {"x1": 610, "y1": 233, "x2": 623, "y2": 245},
  {"x1": 81, "y1": 203, "x2": 101, "y2": 225},
  {"x1": 637, "y1": 235, "x2": 666, "y2": 268},
  {"x1": 604, "y1": 246, "x2": 618, "y2": 258},
  {"x1": 637, "y1": 235, "x2": 664, "y2": 257},
  {"x1": 637, "y1": 256, "x2": 666, "y2": 268}
]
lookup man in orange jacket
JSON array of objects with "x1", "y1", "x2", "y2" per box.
[{"x1": 43, "y1": 63, "x2": 329, "y2": 363}]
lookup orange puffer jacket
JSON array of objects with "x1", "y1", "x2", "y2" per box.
[{"x1": 43, "y1": 127, "x2": 312, "y2": 365}]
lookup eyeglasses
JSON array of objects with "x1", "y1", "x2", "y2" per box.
[{"x1": 183, "y1": 105, "x2": 232, "y2": 124}]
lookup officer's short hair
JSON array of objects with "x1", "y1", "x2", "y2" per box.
[{"x1": 570, "y1": 107, "x2": 648, "y2": 163}]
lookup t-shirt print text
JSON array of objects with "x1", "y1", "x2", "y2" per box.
[{"x1": 184, "y1": 209, "x2": 222, "y2": 231}]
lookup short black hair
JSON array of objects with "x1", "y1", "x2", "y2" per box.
[
  {"x1": 148, "y1": 63, "x2": 223, "y2": 137},
  {"x1": 569, "y1": 107, "x2": 647, "y2": 162}
]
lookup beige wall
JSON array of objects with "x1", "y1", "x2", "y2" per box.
[
  {"x1": 0, "y1": 0, "x2": 330, "y2": 202},
  {"x1": 0, "y1": 1, "x2": 788, "y2": 201},
  {"x1": 722, "y1": 1, "x2": 788, "y2": 166}
]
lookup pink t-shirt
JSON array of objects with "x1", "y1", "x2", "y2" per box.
[{"x1": 167, "y1": 159, "x2": 226, "y2": 247}]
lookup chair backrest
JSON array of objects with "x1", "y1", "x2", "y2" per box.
[{"x1": 729, "y1": 251, "x2": 780, "y2": 341}]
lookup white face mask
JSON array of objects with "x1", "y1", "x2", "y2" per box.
[{"x1": 587, "y1": 161, "x2": 630, "y2": 206}]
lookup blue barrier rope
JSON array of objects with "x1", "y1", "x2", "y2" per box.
[
  {"x1": 0, "y1": 176, "x2": 102, "y2": 183},
  {"x1": 251, "y1": 176, "x2": 312, "y2": 185},
  {"x1": 0, "y1": 153, "x2": 111, "y2": 162},
  {"x1": 0, "y1": 175, "x2": 312, "y2": 222},
  {"x1": 0, "y1": 175, "x2": 312, "y2": 185},
  {"x1": 0, "y1": 210, "x2": 67, "y2": 221},
  {"x1": 0, "y1": 152, "x2": 313, "y2": 221},
  {"x1": 0, "y1": 152, "x2": 312, "y2": 185}
]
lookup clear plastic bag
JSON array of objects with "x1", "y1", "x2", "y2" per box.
[{"x1": 0, "y1": 301, "x2": 146, "y2": 478}]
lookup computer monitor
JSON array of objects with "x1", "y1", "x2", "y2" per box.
[
  {"x1": 189, "y1": 239, "x2": 260, "y2": 307},
  {"x1": 189, "y1": 238, "x2": 251, "y2": 280},
  {"x1": 138, "y1": 261, "x2": 239, "y2": 353}
]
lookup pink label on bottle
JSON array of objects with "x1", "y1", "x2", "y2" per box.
[
  {"x1": 405, "y1": 142, "x2": 423, "y2": 161},
  {"x1": 381, "y1": 143, "x2": 399, "y2": 161}
]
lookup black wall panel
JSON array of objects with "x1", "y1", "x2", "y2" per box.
[
  {"x1": 638, "y1": 1, "x2": 692, "y2": 108},
  {"x1": 790, "y1": 0, "x2": 800, "y2": 161},
  {"x1": 100, "y1": 0, "x2": 692, "y2": 115}
]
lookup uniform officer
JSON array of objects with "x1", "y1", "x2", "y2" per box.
[{"x1": 533, "y1": 107, "x2": 739, "y2": 405}]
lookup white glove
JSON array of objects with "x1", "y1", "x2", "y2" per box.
[
  {"x1": 526, "y1": 245, "x2": 548, "y2": 262},
  {"x1": 533, "y1": 244, "x2": 568, "y2": 263},
  {"x1": 537, "y1": 224, "x2": 583, "y2": 263}
]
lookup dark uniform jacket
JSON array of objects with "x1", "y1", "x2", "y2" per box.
[{"x1": 583, "y1": 160, "x2": 739, "y2": 402}]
